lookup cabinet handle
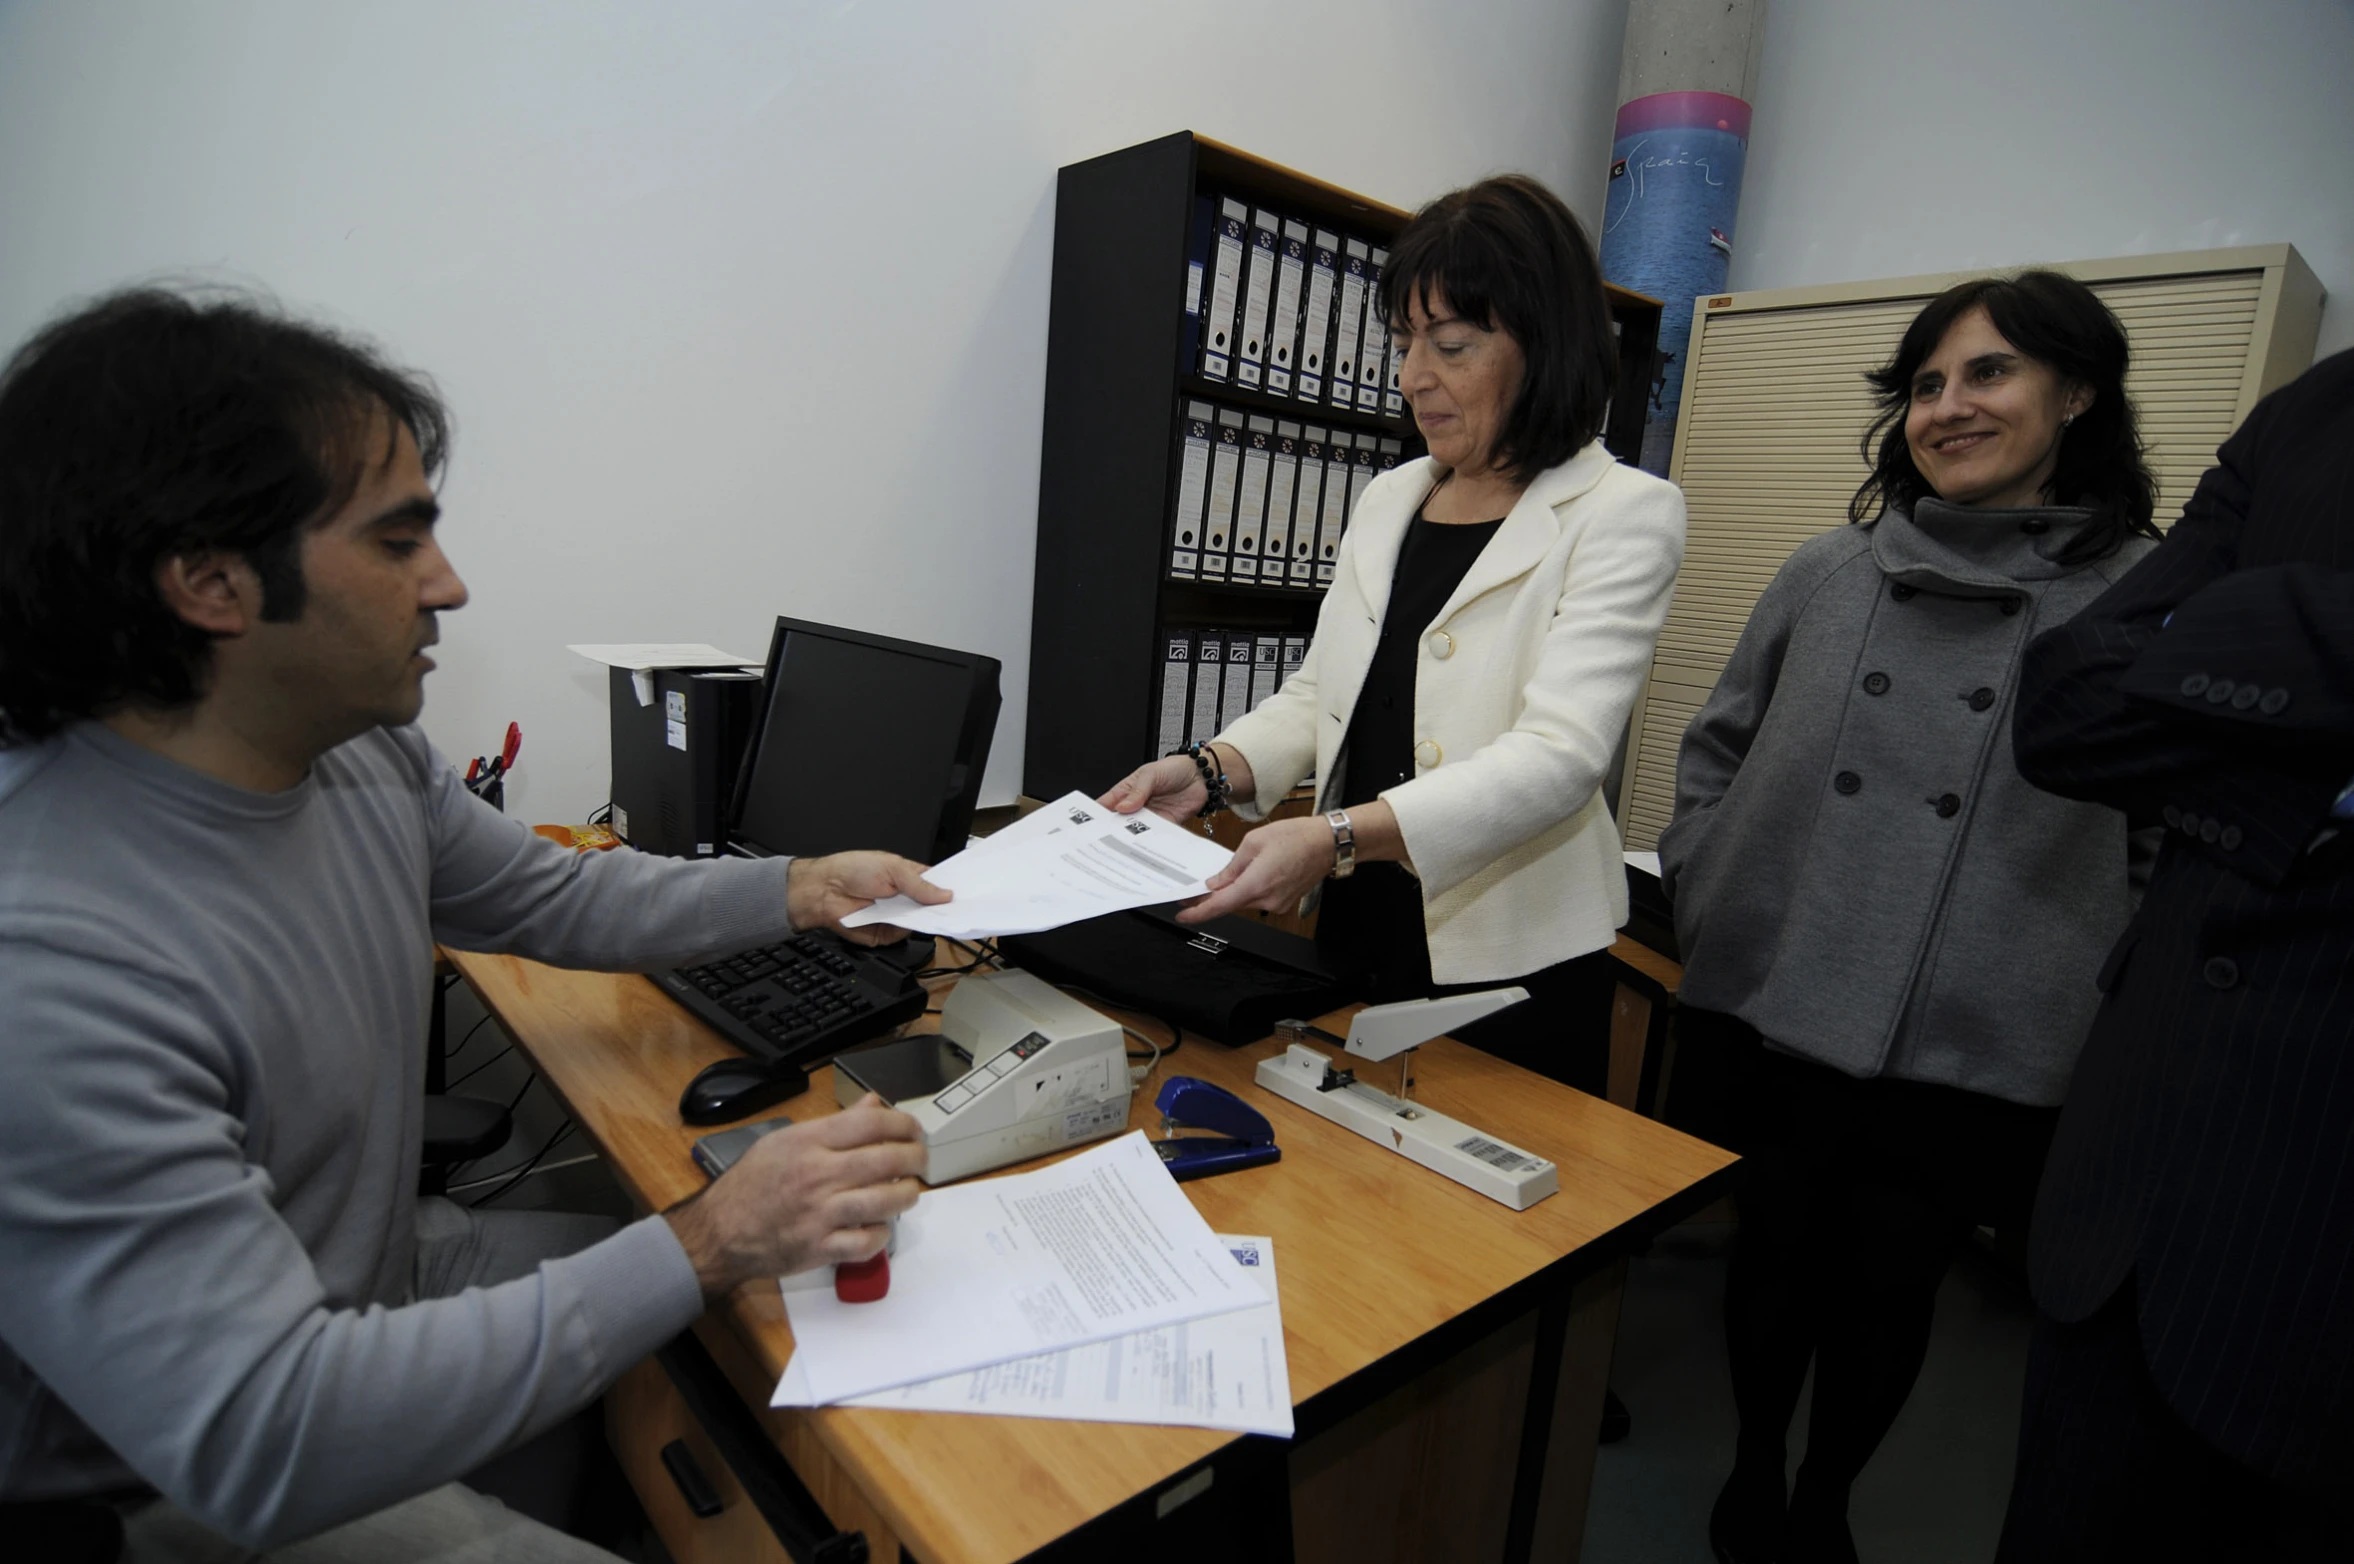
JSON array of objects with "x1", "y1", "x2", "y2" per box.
[{"x1": 660, "y1": 1438, "x2": 725, "y2": 1519}]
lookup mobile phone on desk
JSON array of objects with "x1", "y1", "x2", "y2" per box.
[{"x1": 690, "y1": 1118, "x2": 795, "y2": 1180}]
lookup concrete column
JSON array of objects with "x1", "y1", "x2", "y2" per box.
[{"x1": 1601, "y1": 0, "x2": 1771, "y2": 474}]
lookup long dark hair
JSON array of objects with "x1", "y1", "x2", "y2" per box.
[
  {"x1": 1848, "y1": 270, "x2": 2158, "y2": 563},
  {"x1": 1378, "y1": 174, "x2": 1614, "y2": 484},
  {"x1": 0, "y1": 287, "x2": 450, "y2": 745}
]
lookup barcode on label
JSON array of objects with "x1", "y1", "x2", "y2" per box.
[{"x1": 1454, "y1": 1135, "x2": 1533, "y2": 1173}]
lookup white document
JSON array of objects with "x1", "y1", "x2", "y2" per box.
[
  {"x1": 773, "y1": 1132, "x2": 1263, "y2": 1405},
  {"x1": 842, "y1": 791, "x2": 1231, "y2": 939},
  {"x1": 773, "y1": 1235, "x2": 1293, "y2": 1438},
  {"x1": 566, "y1": 643, "x2": 760, "y2": 670},
  {"x1": 1624, "y1": 850, "x2": 1662, "y2": 880}
]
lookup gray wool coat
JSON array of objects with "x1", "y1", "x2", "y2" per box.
[{"x1": 1657, "y1": 500, "x2": 2159, "y2": 1106}]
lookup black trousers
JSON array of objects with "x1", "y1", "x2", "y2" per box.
[
  {"x1": 1315, "y1": 860, "x2": 1614, "y2": 1096},
  {"x1": 1997, "y1": 1281, "x2": 2353, "y2": 1562},
  {"x1": 1677, "y1": 1009, "x2": 2058, "y2": 1508}
]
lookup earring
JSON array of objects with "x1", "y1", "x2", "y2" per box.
[{"x1": 2061, "y1": 413, "x2": 2076, "y2": 429}]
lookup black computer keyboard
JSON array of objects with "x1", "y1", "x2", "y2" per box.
[{"x1": 653, "y1": 932, "x2": 929, "y2": 1070}]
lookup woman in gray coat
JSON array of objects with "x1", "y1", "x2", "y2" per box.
[{"x1": 1659, "y1": 272, "x2": 2163, "y2": 1564}]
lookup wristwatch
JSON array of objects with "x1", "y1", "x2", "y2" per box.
[{"x1": 1324, "y1": 809, "x2": 1356, "y2": 879}]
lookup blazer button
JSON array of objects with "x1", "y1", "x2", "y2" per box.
[
  {"x1": 2203, "y1": 956, "x2": 2239, "y2": 990},
  {"x1": 2205, "y1": 679, "x2": 2235, "y2": 704},
  {"x1": 2163, "y1": 805, "x2": 2183, "y2": 828},
  {"x1": 1890, "y1": 583, "x2": 1917, "y2": 602},
  {"x1": 2231, "y1": 684, "x2": 2261, "y2": 710},
  {"x1": 1863, "y1": 671, "x2": 1891, "y2": 696},
  {"x1": 2200, "y1": 818, "x2": 2222, "y2": 844},
  {"x1": 1414, "y1": 739, "x2": 1442, "y2": 769},
  {"x1": 1834, "y1": 770, "x2": 1863, "y2": 795},
  {"x1": 2220, "y1": 825, "x2": 2244, "y2": 851},
  {"x1": 2181, "y1": 674, "x2": 2211, "y2": 697},
  {"x1": 2259, "y1": 688, "x2": 2290, "y2": 715},
  {"x1": 1429, "y1": 630, "x2": 1455, "y2": 660},
  {"x1": 1934, "y1": 793, "x2": 1962, "y2": 819},
  {"x1": 2000, "y1": 596, "x2": 2023, "y2": 616},
  {"x1": 1968, "y1": 687, "x2": 1997, "y2": 712}
]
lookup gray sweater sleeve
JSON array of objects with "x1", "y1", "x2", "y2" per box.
[
  {"x1": 0, "y1": 944, "x2": 705, "y2": 1547},
  {"x1": 401, "y1": 729, "x2": 798, "y2": 969}
]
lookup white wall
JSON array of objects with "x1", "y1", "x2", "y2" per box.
[
  {"x1": 0, "y1": 0, "x2": 1628, "y2": 825},
  {"x1": 1732, "y1": 0, "x2": 2354, "y2": 357}
]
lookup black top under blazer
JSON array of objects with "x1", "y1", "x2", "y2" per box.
[{"x1": 2012, "y1": 347, "x2": 2354, "y2": 1480}]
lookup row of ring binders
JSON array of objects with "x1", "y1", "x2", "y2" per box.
[
  {"x1": 1155, "y1": 628, "x2": 1309, "y2": 758},
  {"x1": 1183, "y1": 195, "x2": 1406, "y2": 419},
  {"x1": 1168, "y1": 398, "x2": 1404, "y2": 587}
]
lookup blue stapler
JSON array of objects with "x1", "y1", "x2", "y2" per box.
[{"x1": 1151, "y1": 1076, "x2": 1280, "y2": 1181}]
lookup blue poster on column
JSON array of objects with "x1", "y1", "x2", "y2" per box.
[{"x1": 1600, "y1": 90, "x2": 1750, "y2": 476}]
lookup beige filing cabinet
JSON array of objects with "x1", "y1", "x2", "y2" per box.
[{"x1": 1618, "y1": 244, "x2": 2325, "y2": 852}]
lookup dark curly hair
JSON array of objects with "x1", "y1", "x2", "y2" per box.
[
  {"x1": 1377, "y1": 174, "x2": 1615, "y2": 485},
  {"x1": 1848, "y1": 269, "x2": 2158, "y2": 564},
  {"x1": 0, "y1": 287, "x2": 450, "y2": 745}
]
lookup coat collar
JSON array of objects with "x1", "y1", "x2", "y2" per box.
[
  {"x1": 1349, "y1": 441, "x2": 1619, "y2": 619},
  {"x1": 1871, "y1": 499, "x2": 2103, "y2": 594}
]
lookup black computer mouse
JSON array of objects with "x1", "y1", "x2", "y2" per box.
[{"x1": 679, "y1": 1056, "x2": 810, "y2": 1126}]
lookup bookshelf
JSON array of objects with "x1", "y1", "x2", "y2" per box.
[{"x1": 1022, "y1": 131, "x2": 1662, "y2": 802}]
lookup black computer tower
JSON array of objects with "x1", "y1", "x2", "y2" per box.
[{"x1": 608, "y1": 667, "x2": 764, "y2": 858}]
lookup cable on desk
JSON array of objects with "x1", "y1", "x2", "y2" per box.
[
  {"x1": 466, "y1": 1120, "x2": 578, "y2": 1207},
  {"x1": 915, "y1": 937, "x2": 1000, "y2": 980},
  {"x1": 443, "y1": 1150, "x2": 601, "y2": 1195}
]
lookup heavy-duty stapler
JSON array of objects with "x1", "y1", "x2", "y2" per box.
[{"x1": 1151, "y1": 1076, "x2": 1280, "y2": 1181}]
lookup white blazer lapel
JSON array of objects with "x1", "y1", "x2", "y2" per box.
[
  {"x1": 1346, "y1": 459, "x2": 1440, "y2": 615},
  {"x1": 1426, "y1": 442, "x2": 1617, "y2": 627}
]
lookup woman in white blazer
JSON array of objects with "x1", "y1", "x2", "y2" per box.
[{"x1": 1103, "y1": 175, "x2": 1685, "y2": 1088}]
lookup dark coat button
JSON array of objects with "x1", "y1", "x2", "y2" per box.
[
  {"x1": 2204, "y1": 956, "x2": 2240, "y2": 990},
  {"x1": 2231, "y1": 684, "x2": 2261, "y2": 710},
  {"x1": 2200, "y1": 818, "x2": 2222, "y2": 844},
  {"x1": 1890, "y1": 583, "x2": 1917, "y2": 602},
  {"x1": 2205, "y1": 679, "x2": 2236, "y2": 704},
  {"x1": 2163, "y1": 805, "x2": 2184, "y2": 828},
  {"x1": 2259, "y1": 688, "x2": 2290, "y2": 715},
  {"x1": 2001, "y1": 597, "x2": 2023, "y2": 615},
  {"x1": 2220, "y1": 825, "x2": 2244, "y2": 851},
  {"x1": 2181, "y1": 674, "x2": 2211, "y2": 697},
  {"x1": 1835, "y1": 771, "x2": 1863, "y2": 795},
  {"x1": 1935, "y1": 793, "x2": 1962, "y2": 819},
  {"x1": 2180, "y1": 811, "x2": 2202, "y2": 835},
  {"x1": 1863, "y1": 672, "x2": 1891, "y2": 695},
  {"x1": 1968, "y1": 687, "x2": 1997, "y2": 712}
]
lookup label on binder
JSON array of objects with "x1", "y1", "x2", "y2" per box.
[
  {"x1": 1236, "y1": 208, "x2": 1280, "y2": 391},
  {"x1": 1201, "y1": 198, "x2": 1249, "y2": 382},
  {"x1": 1356, "y1": 247, "x2": 1391, "y2": 413},
  {"x1": 1281, "y1": 635, "x2": 1308, "y2": 689},
  {"x1": 1292, "y1": 427, "x2": 1328, "y2": 586},
  {"x1": 1266, "y1": 219, "x2": 1310, "y2": 396},
  {"x1": 1220, "y1": 637, "x2": 1254, "y2": 729},
  {"x1": 1316, "y1": 431, "x2": 1354, "y2": 586},
  {"x1": 1157, "y1": 632, "x2": 1195, "y2": 754},
  {"x1": 1189, "y1": 630, "x2": 1226, "y2": 743},
  {"x1": 1264, "y1": 420, "x2": 1303, "y2": 590},
  {"x1": 1231, "y1": 414, "x2": 1274, "y2": 583},
  {"x1": 1167, "y1": 401, "x2": 1214, "y2": 582},
  {"x1": 1330, "y1": 239, "x2": 1371, "y2": 410},
  {"x1": 1202, "y1": 409, "x2": 1245, "y2": 584},
  {"x1": 1250, "y1": 634, "x2": 1282, "y2": 710},
  {"x1": 1298, "y1": 230, "x2": 1340, "y2": 404}
]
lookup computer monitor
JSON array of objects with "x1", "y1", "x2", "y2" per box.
[{"x1": 728, "y1": 616, "x2": 1001, "y2": 866}]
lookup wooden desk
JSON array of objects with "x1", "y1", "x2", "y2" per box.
[{"x1": 448, "y1": 950, "x2": 1734, "y2": 1564}]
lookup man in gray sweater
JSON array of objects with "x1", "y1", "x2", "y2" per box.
[{"x1": 0, "y1": 290, "x2": 947, "y2": 1560}]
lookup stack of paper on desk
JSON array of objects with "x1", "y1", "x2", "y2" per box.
[
  {"x1": 772, "y1": 1133, "x2": 1265, "y2": 1407},
  {"x1": 840, "y1": 791, "x2": 1232, "y2": 939},
  {"x1": 774, "y1": 1235, "x2": 1293, "y2": 1438}
]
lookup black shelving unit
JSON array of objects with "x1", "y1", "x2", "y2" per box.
[{"x1": 1023, "y1": 131, "x2": 1662, "y2": 802}]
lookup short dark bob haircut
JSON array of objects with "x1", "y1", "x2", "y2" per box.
[
  {"x1": 1377, "y1": 174, "x2": 1615, "y2": 485},
  {"x1": 1850, "y1": 269, "x2": 2159, "y2": 563},
  {"x1": 0, "y1": 287, "x2": 449, "y2": 745}
]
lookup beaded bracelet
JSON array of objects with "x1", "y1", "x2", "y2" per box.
[{"x1": 1171, "y1": 740, "x2": 1232, "y2": 818}]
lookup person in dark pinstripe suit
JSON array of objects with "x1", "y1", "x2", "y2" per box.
[{"x1": 1998, "y1": 347, "x2": 2354, "y2": 1559}]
